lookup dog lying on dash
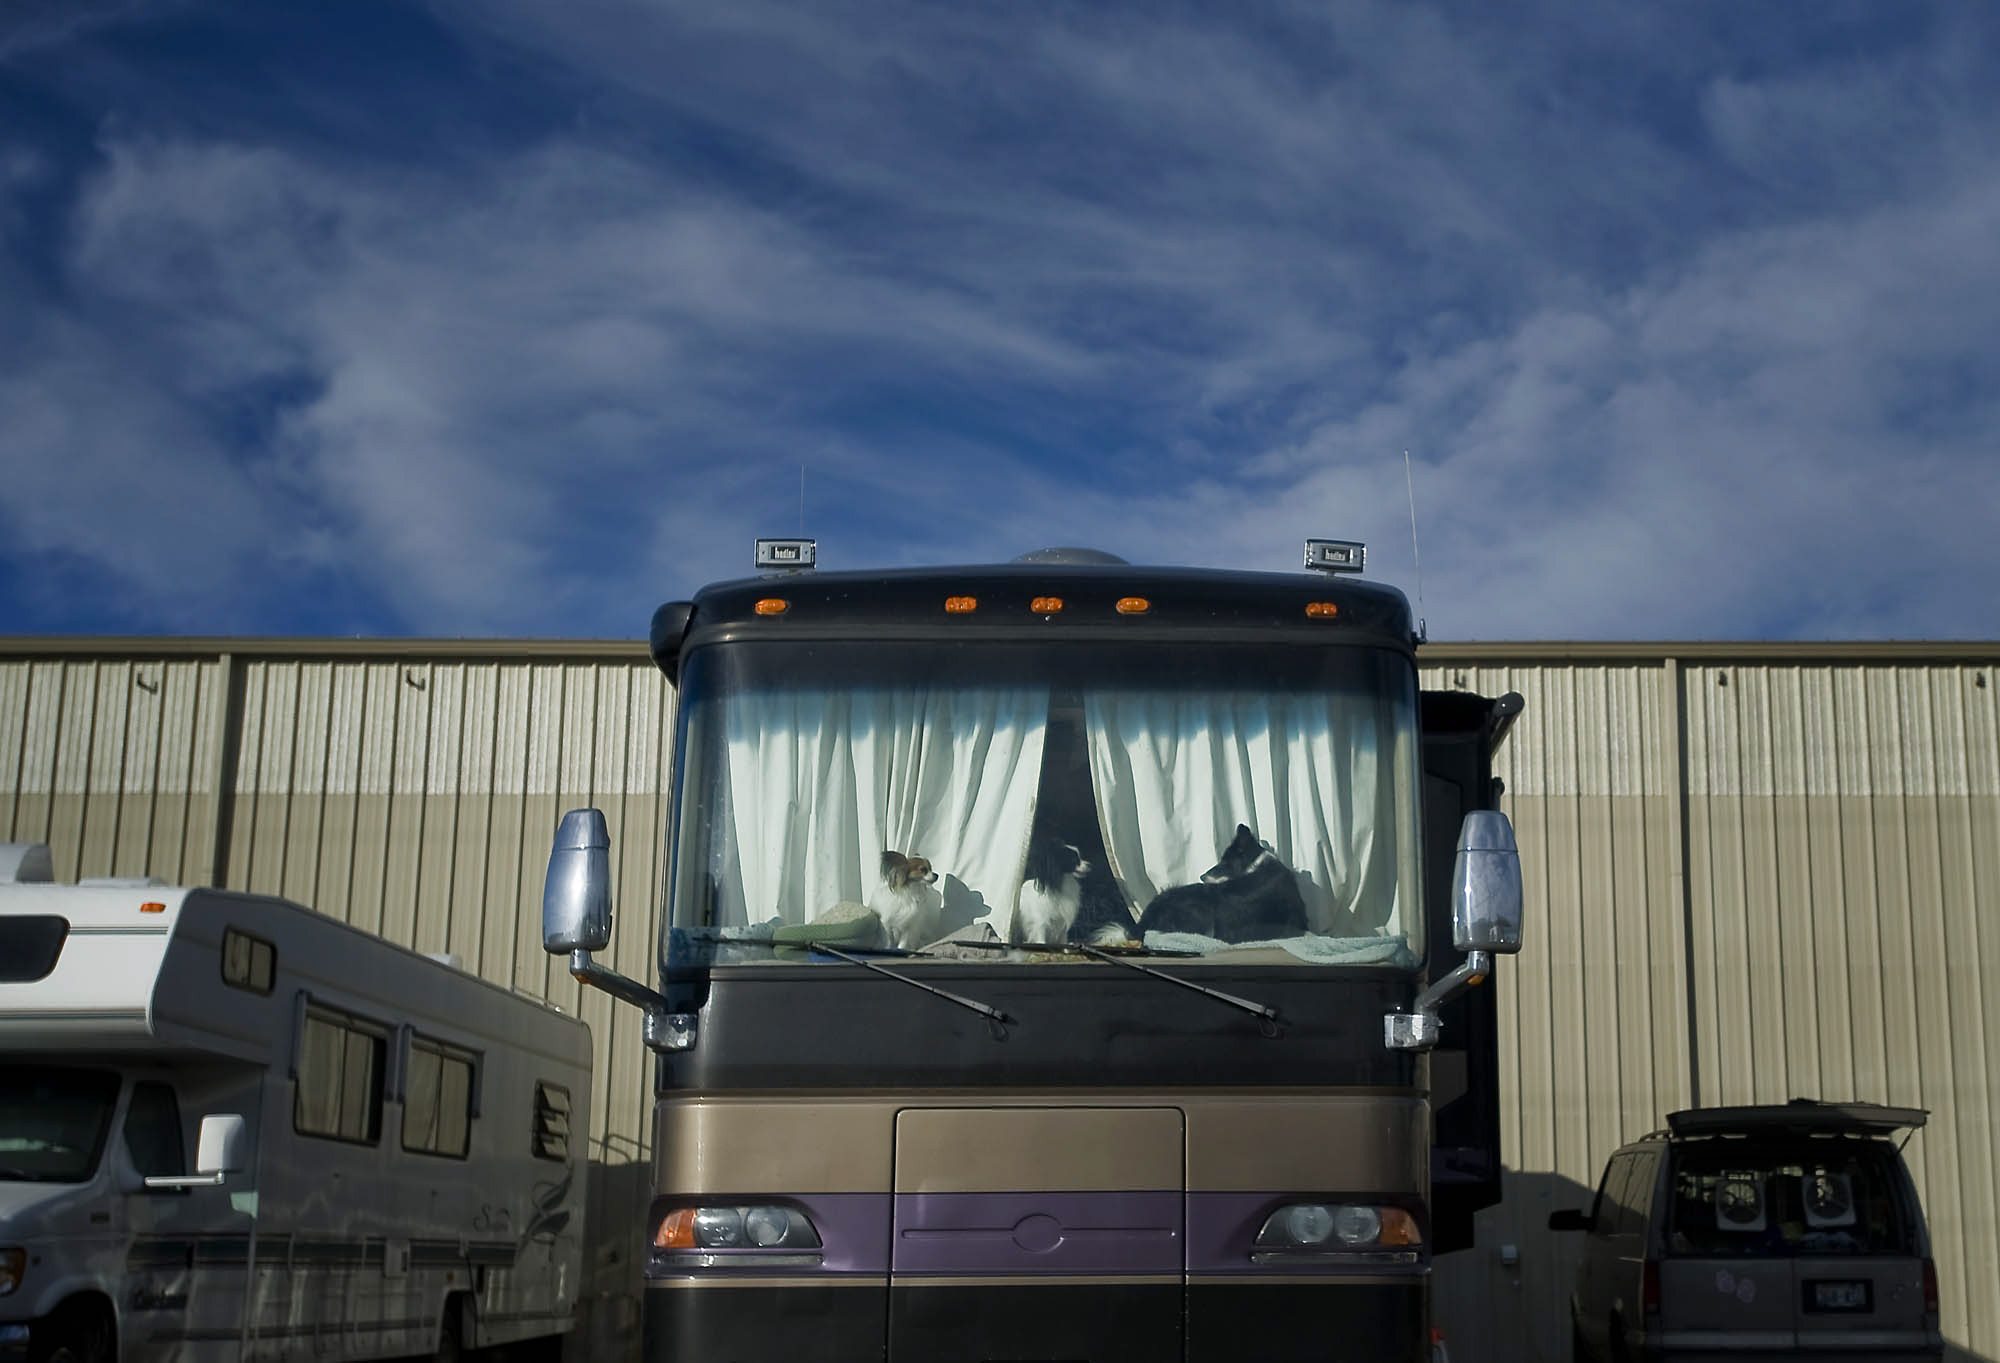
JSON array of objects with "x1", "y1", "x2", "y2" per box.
[
  {"x1": 869, "y1": 850, "x2": 942, "y2": 950},
  {"x1": 1136, "y1": 824, "x2": 1308, "y2": 944}
]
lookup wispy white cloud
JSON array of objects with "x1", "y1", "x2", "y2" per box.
[{"x1": 4, "y1": 1, "x2": 1998, "y2": 637}]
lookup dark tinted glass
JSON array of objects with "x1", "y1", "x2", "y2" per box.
[
  {"x1": 0, "y1": 916, "x2": 68, "y2": 982},
  {"x1": 124, "y1": 1081, "x2": 186, "y2": 1179},
  {"x1": 0, "y1": 1065, "x2": 120, "y2": 1182},
  {"x1": 1668, "y1": 1141, "x2": 1913, "y2": 1257}
]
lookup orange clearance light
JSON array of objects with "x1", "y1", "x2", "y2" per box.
[
  {"x1": 1379, "y1": 1208, "x2": 1422, "y2": 1246},
  {"x1": 140, "y1": 901, "x2": 167, "y2": 914},
  {"x1": 655, "y1": 1207, "x2": 698, "y2": 1250},
  {"x1": 1031, "y1": 596, "x2": 1064, "y2": 614},
  {"x1": 753, "y1": 598, "x2": 790, "y2": 616},
  {"x1": 1115, "y1": 596, "x2": 1151, "y2": 615},
  {"x1": 944, "y1": 596, "x2": 978, "y2": 614},
  {"x1": 1305, "y1": 601, "x2": 1341, "y2": 620}
]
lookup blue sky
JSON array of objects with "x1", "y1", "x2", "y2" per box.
[{"x1": 3, "y1": 2, "x2": 1998, "y2": 640}]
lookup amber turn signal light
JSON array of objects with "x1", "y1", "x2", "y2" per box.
[
  {"x1": 754, "y1": 598, "x2": 789, "y2": 616},
  {"x1": 1305, "y1": 601, "x2": 1340, "y2": 620},
  {"x1": 944, "y1": 596, "x2": 978, "y2": 614},
  {"x1": 1115, "y1": 597, "x2": 1150, "y2": 615}
]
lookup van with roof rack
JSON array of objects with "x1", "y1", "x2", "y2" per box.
[{"x1": 1549, "y1": 1099, "x2": 1942, "y2": 1363}]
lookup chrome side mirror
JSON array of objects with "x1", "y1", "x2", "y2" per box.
[
  {"x1": 145, "y1": 1113, "x2": 248, "y2": 1189},
  {"x1": 543, "y1": 809, "x2": 614, "y2": 954},
  {"x1": 196, "y1": 1113, "x2": 249, "y2": 1175},
  {"x1": 1451, "y1": 810, "x2": 1522, "y2": 954}
]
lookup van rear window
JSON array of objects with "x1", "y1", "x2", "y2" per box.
[
  {"x1": 1668, "y1": 1143, "x2": 1912, "y2": 1257},
  {"x1": 0, "y1": 917, "x2": 68, "y2": 982}
]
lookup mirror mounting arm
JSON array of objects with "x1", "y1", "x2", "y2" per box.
[
  {"x1": 1383, "y1": 949, "x2": 1492, "y2": 1052},
  {"x1": 567, "y1": 949, "x2": 696, "y2": 1053},
  {"x1": 143, "y1": 1171, "x2": 226, "y2": 1190}
]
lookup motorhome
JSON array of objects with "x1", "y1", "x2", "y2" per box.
[
  {"x1": 542, "y1": 541, "x2": 1526, "y2": 1363},
  {"x1": 0, "y1": 843, "x2": 592, "y2": 1363}
]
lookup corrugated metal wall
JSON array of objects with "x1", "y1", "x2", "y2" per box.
[
  {"x1": 1425, "y1": 650, "x2": 2000, "y2": 1363},
  {"x1": 4, "y1": 639, "x2": 1997, "y2": 1362},
  {"x1": 0, "y1": 643, "x2": 672, "y2": 1354}
]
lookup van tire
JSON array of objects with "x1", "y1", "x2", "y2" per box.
[{"x1": 33, "y1": 1300, "x2": 115, "y2": 1363}]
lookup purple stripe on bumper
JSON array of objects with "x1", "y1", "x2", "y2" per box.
[{"x1": 893, "y1": 1191, "x2": 1183, "y2": 1275}]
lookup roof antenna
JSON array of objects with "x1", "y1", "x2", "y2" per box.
[
  {"x1": 799, "y1": 464, "x2": 806, "y2": 535},
  {"x1": 1403, "y1": 449, "x2": 1428, "y2": 643}
]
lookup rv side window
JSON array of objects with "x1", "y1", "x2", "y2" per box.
[
  {"x1": 0, "y1": 916, "x2": 69, "y2": 983},
  {"x1": 124, "y1": 1081, "x2": 187, "y2": 1184},
  {"x1": 295, "y1": 1009, "x2": 387, "y2": 1145},
  {"x1": 221, "y1": 929, "x2": 276, "y2": 994},
  {"x1": 403, "y1": 1037, "x2": 475, "y2": 1159},
  {"x1": 532, "y1": 1082, "x2": 571, "y2": 1162}
]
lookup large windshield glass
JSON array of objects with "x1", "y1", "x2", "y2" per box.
[
  {"x1": 0, "y1": 1066, "x2": 121, "y2": 1183},
  {"x1": 668, "y1": 641, "x2": 1422, "y2": 968}
]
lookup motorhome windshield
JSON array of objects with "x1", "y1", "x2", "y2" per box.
[
  {"x1": 0, "y1": 1066, "x2": 121, "y2": 1183},
  {"x1": 668, "y1": 640, "x2": 1423, "y2": 967}
]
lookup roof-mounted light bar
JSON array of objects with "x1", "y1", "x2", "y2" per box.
[
  {"x1": 1304, "y1": 538, "x2": 1366, "y2": 574},
  {"x1": 755, "y1": 538, "x2": 817, "y2": 572}
]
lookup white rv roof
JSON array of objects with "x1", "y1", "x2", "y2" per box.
[
  {"x1": 2, "y1": 874, "x2": 589, "y2": 1067},
  {"x1": 0, "y1": 883, "x2": 201, "y2": 1050}
]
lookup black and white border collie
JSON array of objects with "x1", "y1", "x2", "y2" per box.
[{"x1": 1136, "y1": 824, "x2": 1308, "y2": 944}]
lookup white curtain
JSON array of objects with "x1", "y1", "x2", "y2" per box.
[
  {"x1": 714, "y1": 686, "x2": 1049, "y2": 932},
  {"x1": 1083, "y1": 691, "x2": 1413, "y2": 936}
]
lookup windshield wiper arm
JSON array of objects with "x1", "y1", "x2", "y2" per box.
[
  {"x1": 1076, "y1": 945, "x2": 1284, "y2": 1036},
  {"x1": 808, "y1": 943, "x2": 1013, "y2": 1036}
]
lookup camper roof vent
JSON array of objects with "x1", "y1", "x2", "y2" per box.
[{"x1": 0, "y1": 843, "x2": 55, "y2": 885}]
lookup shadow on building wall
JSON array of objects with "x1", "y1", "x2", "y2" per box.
[{"x1": 566, "y1": 1155, "x2": 651, "y2": 1363}]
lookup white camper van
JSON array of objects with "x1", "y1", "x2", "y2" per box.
[{"x1": 0, "y1": 844, "x2": 593, "y2": 1363}]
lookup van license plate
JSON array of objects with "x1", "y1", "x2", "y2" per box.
[{"x1": 1808, "y1": 1280, "x2": 1871, "y2": 1312}]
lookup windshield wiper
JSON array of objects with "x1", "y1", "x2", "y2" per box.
[
  {"x1": 938, "y1": 939, "x2": 1282, "y2": 1035},
  {"x1": 807, "y1": 943, "x2": 1013, "y2": 1037},
  {"x1": 1075, "y1": 945, "x2": 1284, "y2": 1037}
]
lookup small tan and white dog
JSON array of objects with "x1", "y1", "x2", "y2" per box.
[{"x1": 869, "y1": 850, "x2": 942, "y2": 950}]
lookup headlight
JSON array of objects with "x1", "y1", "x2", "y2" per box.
[
  {"x1": 0, "y1": 1247, "x2": 24, "y2": 1296},
  {"x1": 1253, "y1": 1204, "x2": 1421, "y2": 1263},
  {"x1": 651, "y1": 1203, "x2": 822, "y2": 1270}
]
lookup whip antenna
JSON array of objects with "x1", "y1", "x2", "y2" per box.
[{"x1": 1403, "y1": 449, "x2": 1427, "y2": 643}]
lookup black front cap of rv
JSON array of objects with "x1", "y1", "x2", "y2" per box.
[{"x1": 650, "y1": 561, "x2": 1417, "y2": 681}]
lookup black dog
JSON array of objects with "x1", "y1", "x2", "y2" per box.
[{"x1": 1136, "y1": 824, "x2": 1308, "y2": 944}]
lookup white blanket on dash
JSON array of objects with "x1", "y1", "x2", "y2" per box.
[{"x1": 1141, "y1": 931, "x2": 1412, "y2": 965}]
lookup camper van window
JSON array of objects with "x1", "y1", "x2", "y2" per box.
[
  {"x1": 0, "y1": 915, "x2": 69, "y2": 983},
  {"x1": 532, "y1": 1082, "x2": 571, "y2": 1162},
  {"x1": 124, "y1": 1082, "x2": 187, "y2": 1184},
  {"x1": 222, "y1": 928, "x2": 276, "y2": 994},
  {"x1": 0, "y1": 1065, "x2": 120, "y2": 1183},
  {"x1": 295, "y1": 1008, "x2": 387, "y2": 1145},
  {"x1": 403, "y1": 1037, "x2": 474, "y2": 1159}
]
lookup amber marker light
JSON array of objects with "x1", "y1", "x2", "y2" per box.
[
  {"x1": 1115, "y1": 597, "x2": 1151, "y2": 615},
  {"x1": 1031, "y1": 596, "x2": 1064, "y2": 614},
  {"x1": 655, "y1": 1208, "x2": 699, "y2": 1250},
  {"x1": 1378, "y1": 1208, "x2": 1422, "y2": 1246},
  {"x1": 753, "y1": 598, "x2": 790, "y2": 616},
  {"x1": 1305, "y1": 601, "x2": 1341, "y2": 620},
  {"x1": 140, "y1": 902, "x2": 167, "y2": 914},
  {"x1": 944, "y1": 596, "x2": 978, "y2": 614}
]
